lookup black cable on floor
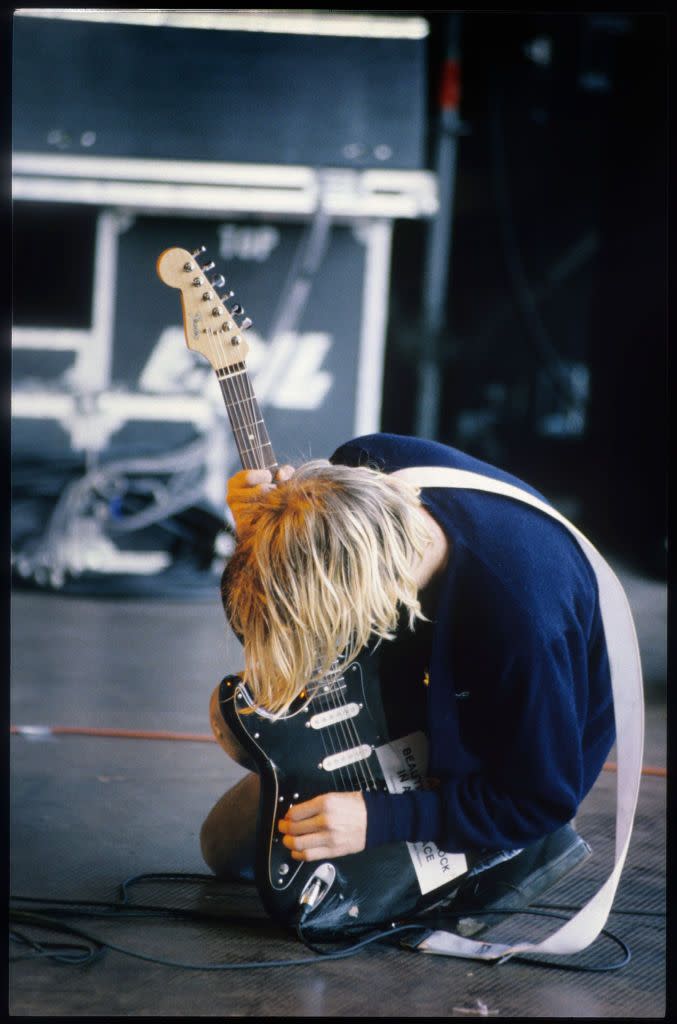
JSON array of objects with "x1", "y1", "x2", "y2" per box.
[
  {"x1": 10, "y1": 927, "x2": 102, "y2": 966},
  {"x1": 118, "y1": 871, "x2": 219, "y2": 904},
  {"x1": 10, "y1": 869, "x2": 658, "y2": 974},
  {"x1": 8, "y1": 908, "x2": 424, "y2": 972}
]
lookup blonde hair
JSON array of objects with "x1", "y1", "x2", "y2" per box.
[{"x1": 222, "y1": 459, "x2": 432, "y2": 714}]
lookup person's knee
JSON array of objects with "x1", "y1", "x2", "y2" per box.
[
  {"x1": 209, "y1": 684, "x2": 256, "y2": 769},
  {"x1": 199, "y1": 773, "x2": 260, "y2": 877},
  {"x1": 199, "y1": 815, "x2": 221, "y2": 874}
]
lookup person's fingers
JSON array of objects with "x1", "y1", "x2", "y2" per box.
[
  {"x1": 281, "y1": 829, "x2": 331, "y2": 853},
  {"x1": 282, "y1": 796, "x2": 324, "y2": 822},
  {"x1": 229, "y1": 468, "x2": 273, "y2": 489},
  {"x1": 275, "y1": 464, "x2": 295, "y2": 483},
  {"x1": 290, "y1": 846, "x2": 332, "y2": 862},
  {"x1": 278, "y1": 813, "x2": 326, "y2": 836}
]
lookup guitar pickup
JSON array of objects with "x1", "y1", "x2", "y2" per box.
[
  {"x1": 307, "y1": 703, "x2": 361, "y2": 730},
  {"x1": 319, "y1": 745, "x2": 373, "y2": 771}
]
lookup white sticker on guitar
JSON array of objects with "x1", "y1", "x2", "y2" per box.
[
  {"x1": 405, "y1": 841, "x2": 467, "y2": 895},
  {"x1": 375, "y1": 732, "x2": 467, "y2": 895},
  {"x1": 374, "y1": 731, "x2": 429, "y2": 794}
]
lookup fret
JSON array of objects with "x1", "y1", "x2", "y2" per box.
[
  {"x1": 242, "y1": 450, "x2": 279, "y2": 472},
  {"x1": 238, "y1": 440, "x2": 275, "y2": 458},
  {"x1": 221, "y1": 391, "x2": 261, "y2": 411},
  {"x1": 230, "y1": 417, "x2": 266, "y2": 429},
  {"x1": 229, "y1": 419, "x2": 268, "y2": 440},
  {"x1": 216, "y1": 368, "x2": 247, "y2": 380},
  {"x1": 228, "y1": 421, "x2": 273, "y2": 448},
  {"x1": 218, "y1": 377, "x2": 256, "y2": 402}
]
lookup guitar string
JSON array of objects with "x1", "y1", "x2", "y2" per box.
[
  {"x1": 215, "y1": 341, "x2": 267, "y2": 471},
  {"x1": 199, "y1": 276, "x2": 270, "y2": 472},
  {"x1": 191, "y1": 266, "x2": 250, "y2": 461},
  {"x1": 216, "y1": 343, "x2": 375, "y2": 793},
  {"x1": 206, "y1": 319, "x2": 261, "y2": 471},
  {"x1": 230, "y1": 366, "x2": 272, "y2": 471},
  {"x1": 330, "y1": 663, "x2": 379, "y2": 793},
  {"x1": 306, "y1": 668, "x2": 348, "y2": 794},
  {"x1": 195, "y1": 269, "x2": 369, "y2": 810},
  {"x1": 213, "y1": 340, "x2": 378, "y2": 794},
  {"x1": 201, "y1": 266, "x2": 378, "y2": 795},
  {"x1": 224, "y1": 355, "x2": 270, "y2": 473},
  {"x1": 315, "y1": 667, "x2": 352, "y2": 793},
  {"x1": 222, "y1": 367, "x2": 264, "y2": 470},
  {"x1": 321, "y1": 666, "x2": 364, "y2": 793},
  {"x1": 317, "y1": 662, "x2": 374, "y2": 794}
]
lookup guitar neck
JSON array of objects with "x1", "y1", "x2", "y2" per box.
[
  {"x1": 154, "y1": 245, "x2": 277, "y2": 474},
  {"x1": 216, "y1": 361, "x2": 278, "y2": 473}
]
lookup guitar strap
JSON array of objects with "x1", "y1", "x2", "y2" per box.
[{"x1": 392, "y1": 466, "x2": 644, "y2": 963}]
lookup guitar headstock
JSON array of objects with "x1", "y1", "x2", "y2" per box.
[{"x1": 156, "y1": 246, "x2": 252, "y2": 372}]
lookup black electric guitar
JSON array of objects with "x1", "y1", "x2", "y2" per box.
[{"x1": 157, "y1": 246, "x2": 465, "y2": 937}]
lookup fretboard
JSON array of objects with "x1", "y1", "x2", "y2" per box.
[{"x1": 216, "y1": 361, "x2": 278, "y2": 473}]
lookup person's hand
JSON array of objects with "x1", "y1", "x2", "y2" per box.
[
  {"x1": 226, "y1": 464, "x2": 294, "y2": 535},
  {"x1": 277, "y1": 792, "x2": 367, "y2": 861}
]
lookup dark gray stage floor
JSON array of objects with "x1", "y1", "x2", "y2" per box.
[{"x1": 9, "y1": 561, "x2": 667, "y2": 1017}]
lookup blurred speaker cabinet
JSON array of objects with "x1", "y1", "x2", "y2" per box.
[
  {"x1": 13, "y1": 10, "x2": 429, "y2": 170},
  {"x1": 11, "y1": 10, "x2": 437, "y2": 591},
  {"x1": 12, "y1": 205, "x2": 404, "y2": 498}
]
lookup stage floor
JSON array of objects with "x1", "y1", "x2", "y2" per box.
[{"x1": 9, "y1": 566, "x2": 667, "y2": 1017}]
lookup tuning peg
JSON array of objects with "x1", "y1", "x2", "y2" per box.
[
  {"x1": 220, "y1": 289, "x2": 235, "y2": 302},
  {"x1": 231, "y1": 303, "x2": 244, "y2": 316},
  {"x1": 191, "y1": 245, "x2": 207, "y2": 258},
  {"x1": 202, "y1": 261, "x2": 216, "y2": 272},
  {"x1": 240, "y1": 317, "x2": 253, "y2": 330},
  {"x1": 210, "y1": 274, "x2": 226, "y2": 289}
]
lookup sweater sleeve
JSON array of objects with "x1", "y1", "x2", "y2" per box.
[{"x1": 362, "y1": 623, "x2": 609, "y2": 853}]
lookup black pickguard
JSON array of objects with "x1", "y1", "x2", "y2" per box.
[{"x1": 219, "y1": 642, "x2": 460, "y2": 938}]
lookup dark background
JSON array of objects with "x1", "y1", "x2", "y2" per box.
[{"x1": 383, "y1": 11, "x2": 667, "y2": 577}]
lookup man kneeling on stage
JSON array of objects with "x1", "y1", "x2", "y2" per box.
[{"x1": 200, "y1": 433, "x2": 615, "y2": 934}]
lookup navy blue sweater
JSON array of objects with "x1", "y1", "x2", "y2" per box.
[{"x1": 330, "y1": 434, "x2": 615, "y2": 853}]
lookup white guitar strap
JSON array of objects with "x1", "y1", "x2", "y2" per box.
[{"x1": 392, "y1": 466, "x2": 644, "y2": 963}]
